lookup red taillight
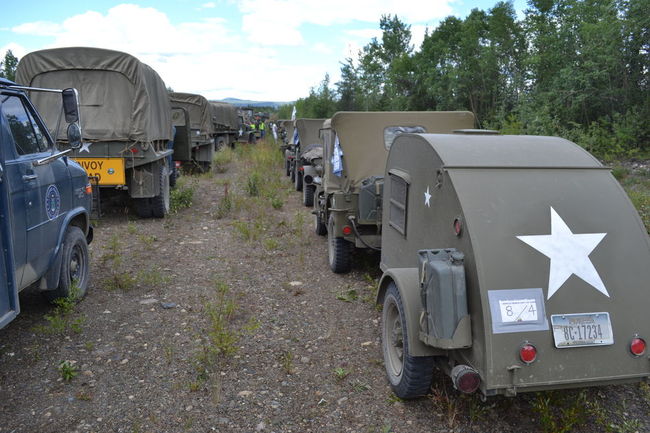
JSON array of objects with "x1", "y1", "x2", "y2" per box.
[
  {"x1": 519, "y1": 343, "x2": 537, "y2": 364},
  {"x1": 130, "y1": 147, "x2": 138, "y2": 154},
  {"x1": 342, "y1": 226, "x2": 352, "y2": 236},
  {"x1": 174, "y1": 161, "x2": 181, "y2": 169},
  {"x1": 630, "y1": 337, "x2": 646, "y2": 356},
  {"x1": 453, "y1": 218, "x2": 462, "y2": 236},
  {"x1": 450, "y1": 365, "x2": 480, "y2": 394},
  {"x1": 84, "y1": 183, "x2": 92, "y2": 195}
]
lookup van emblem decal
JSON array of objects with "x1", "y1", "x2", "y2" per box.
[
  {"x1": 424, "y1": 186, "x2": 431, "y2": 207},
  {"x1": 45, "y1": 184, "x2": 61, "y2": 220},
  {"x1": 516, "y1": 207, "x2": 608, "y2": 300}
]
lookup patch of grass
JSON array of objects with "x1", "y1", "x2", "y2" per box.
[
  {"x1": 58, "y1": 360, "x2": 78, "y2": 382},
  {"x1": 280, "y1": 351, "x2": 294, "y2": 374},
  {"x1": 137, "y1": 267, "x2": 170, "y2": 288},
  {"x1": 269, "y1": 196, "x2": 283, "y2": 209},
  {"x1": 104, "y1": 273, "x2": 137, "y2": 291},
  {"x1": 213, "y1": 147, "x2": 234, "y2": 173},
  {"x1": 245, "y1": 172, "x2": 262, "y2": 196},
  {"x1": 336, "y1": 289, "x2": 358, "y2": 303},
  {"x1": 170, "y1": 179, "x2": 196, "y2": 212},
  {"x1": 127, "y1": 222, "x2": 138, "y2": 235},
  {"x1": 33, "y1": 283, "x2": 84, "y2": 335},
  {"x1": 213, "y1": 183, "x2": 233, "y2": 219},
  {"x1": 531, "y1": 390, "x2": 589, "y2": 433},
  {"x1": 334, "y1": 367, "x2": 350, "y2": 381},
  {"x1": 138, "y1": 234, "x2": 156, "y2": 246},
  {"x1": 263, "y1": 237, "x2": 279, "y2": 250}
]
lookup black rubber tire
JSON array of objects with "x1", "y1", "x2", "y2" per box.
[
  {"x1": 303, "y1": 184, "x2": 315, "y2": 207},
  {"x1": 327, "y1": 215, "x2": 351, "y2": 273},
  {"x1": 285, "y1": 159, "x2": 291, "y2": 176},
  {"x1": 382, "y1": 282, "x2": 435, "y2": 399},
  {"x1": 134, "y1": 198, "x2": 152, "y2": 218},
  {"x1": 169, "y1": 167, "x2": 177, "y2": 189},
  {"x1": 290, "y1": 161, "x2": 296, "y2": 182},
  {"x1": 43, "y1": 226, "x2": 90, "y2": 302},
  {"x1": 295, "y1": 168, "x2": 303, "y2": 192},
  {"x1": 151, "y1": 163, "x2": 170, "y2": 218},
  {"x1": 314, "y1": 212, "x2": 327, "y2": 236}
]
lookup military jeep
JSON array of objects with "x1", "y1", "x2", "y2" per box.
[
  {"x1": 16, "y1": 47, "x2": 174, "y2": 218},
  {"x1": 315, "y1": 111, "x2": 475, "y2": 273},
  {"x1": 290, "y1": 118, "x2": 325, "y2": 192},
  {"x1": 377, "y1": 133, "x2": 650, "y2": 398}
]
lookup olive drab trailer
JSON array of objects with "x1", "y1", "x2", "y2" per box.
[
  {"x1": 170, "y1": 92, "x2": 216, "y2": 171},
  {"x1": 0, "y1": 77, "x2": 93, "y2": 329},
  {"x1": 316, "y1": 111, "x2": 475, "y2": 274},
  {"x1": 209, "y1": 101, "x2": 240, "y2": 149},
  {"x1": 16, "y1": 47, "x2": 174, "y2": 218},
  {"x1": 292, "y1": 118, "x2": 325, "y2": 194},
  {"x1": 377, "y1": 133, "x2": 650, "y2": 399}
]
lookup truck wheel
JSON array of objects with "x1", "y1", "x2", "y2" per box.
[
  {"x1": 382, "y1": 282, "x2": 435, "y2": 399},
  {"x1": 328, "y1": 215, "x2": 351, "y2": 273},
  {"x1": 303, "y1": 185, "x2": 315, "y2": 207},
  {"x1": 314, "y1": 212, "x2": 327, "y2": 236},
  {"x1": 44, "y1": 226, "x2": 90, "y2": 302},
  {"x1": 151, "y1": 164, "x2": 170, "y2": 218},
  {"x1": 295, "y1": 169, "x2": 303, "y2": 192}
]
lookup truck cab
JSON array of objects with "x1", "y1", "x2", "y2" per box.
[{"x1": 0, "y1": 77, "x2": 93, "y2": 329}]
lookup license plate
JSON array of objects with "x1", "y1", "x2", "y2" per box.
[
  {"x1": 74, "y1": 158, "x2": 125, "y2": 186},
  {"x1": 551, "y1": 312, "x2": 613, "y2": 348}
]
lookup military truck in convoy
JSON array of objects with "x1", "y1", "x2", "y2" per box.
[
  {"x1": 16, "y1": 47, "x2": 174, "y2": 218},
  {"x1": 289, "y1": 118, "x2": 325, "y2": 192},
  {"x1": 170, "y1": 92, "x2": 216, "y2": 172},
  {"x1": 377, "y1": 132, "x2": 650, "y2": 399},
  {"x1": 0, "y1": 78, "x2": 93, "y2": 328},
  {"x1": 315, "y1": 111, "x2": 475, "y2": 273},
  {"x1": 209, "y1": 101, "x2": 240, "y2": 149}
]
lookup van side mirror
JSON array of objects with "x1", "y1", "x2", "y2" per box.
[
  {"x1": 61, "y1": 88, "x2": 80, "y2": 123},
  {"x1": 67, "y1": 123, "x2": 82, "y2": 149}
]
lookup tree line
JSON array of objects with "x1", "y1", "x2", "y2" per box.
[{"x1": 278, "y1": 0, "x2": 648, "y2": 159}]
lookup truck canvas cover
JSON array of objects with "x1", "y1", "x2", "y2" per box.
[
  {"x1": 16, "y1": 47, "x2": 173, "y2": 143},
  {"x1": 327, "y1": 111, "x2": 475, "y2": 191},
  {"x1": 209, "y1": 102, "x2": 239, "y2": 130},
  {"x1": 170, "y1": 92, "x2": 215, "y2": 137}
]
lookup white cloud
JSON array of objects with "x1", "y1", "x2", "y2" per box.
[
  {"x1": 345, "y1": 29, "x2": 382, "y2": 41},
  {"x1": 0, "y1": 42, "x2": 28, "y2": 59},
  {"x1": 236, "y1": 0, "x2": 454, "y2": 45},
  {"x1": 12, "y1": 21, "x2": 62, "y2": 37},
  {"x1": 201, "y1": 2, "x2": 216, "y2": 8},
  {"x1": 312, "y1": 42, "x2": 333, "y2": 55}
]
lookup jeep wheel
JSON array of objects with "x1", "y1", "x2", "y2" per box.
[
  {"x1": 295, "y1": 169, "x2": 303, "y2": 192},
  {"x1": 314, "y1": 211, "x2": 327, "y2": 236},
  {"x1": 44, "y1": 226, "x2": 90, "y2": 302},
  {"x1": 151, "y1": 163, "x2": 170, "y2": 218},
  {"x1": 290, "y1": 162, "x2": 296, "y2": 182},
  {"x1": 303, "y1": 185, "x2": 315, "y2": 207},
  {"x1": 327, "y1": 215, "x2": 351, "y2": 273},
  {"x1": 285, "y1": 159, "x2": 291, "y2": 176},
  {"x1": 382, "y1": 282, "x2": 435, "y2": 399}
]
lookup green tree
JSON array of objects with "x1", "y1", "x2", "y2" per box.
[{"x1": 0, "y1": 50, "x2": 19, "y2": 82}]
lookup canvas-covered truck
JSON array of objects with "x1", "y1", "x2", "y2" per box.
[
  {"x1": 315, "y1": 111, "x2": 475, "y2": 273},
  {"x1": 209, "y1": 101, "x2": 240, "y2": 149},
  {"x1": 0, "y1": 78, "x2": 93, "y2": 329},
  {"x1": 377, "y1": 133, "x2": 650, "y2": 399},
  {"x1": 170, "y1": 92, "x2": 215, "y2": 171},
  {"x1": 16, "y1": 47, "x2": 173, "y2": 218},
  {"x1": 291, "y1": 118, "x2": 325, "y2": 192}
]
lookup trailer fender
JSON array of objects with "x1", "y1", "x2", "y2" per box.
[{"x1": 377, "y1": 268, "x2": 441, "y2": 357}]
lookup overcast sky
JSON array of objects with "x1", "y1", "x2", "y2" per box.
[{"x1": 1, "y1": 0, "x2": 525, "y2": 102}]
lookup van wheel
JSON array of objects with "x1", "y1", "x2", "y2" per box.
[
  {"x1": 151, "y1": 163, "x2": 170, "y2": 218},
  {"x1": 328, "y1": 216, "x2": 351, "y2": 273},
  {"x1": 382, "y1": 282, "x2": 435, "y2": 399},
  {"x1": 295, "y1": 169, "x2": 303, "y2": 192},
  {"x1": 314, "y1": 212, "x2": 327, "y2": 236},
  {"x1": 44, "y1": 226, "x2": 90, "y2": 302},
  {"x1": 303, "y1": 185, "x2": 315, "y2": 207}
]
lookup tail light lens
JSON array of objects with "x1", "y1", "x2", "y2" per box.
[
  {"x1": 630, "y1": 337, "x2": 646, "y2": 357},
  {"x1": 450, "y1": 365, "x2": 480, "y2": 394},
  {"x1": 84, "y1": 183, "x2": 92, "y2": 195},
  {"x1": 342, "y1": 225, "x2": 352, "y2": 236},
  {"x1": 519, "y1": 342, "x2": 537, "y2": 364},
  {"x1": 453, "y1": 218, "x2": 462, "y2": 236}
]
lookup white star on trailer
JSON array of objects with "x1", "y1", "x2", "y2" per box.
[
  {"x1": 424, "y1": 186, "x2": 431, "y2": 207},
  {"x1": 517, "y1": 207, "x2": 608, "y2": 300},
  {"x1": 79, "y1": 141, "x2": 92, "y2": 153}
]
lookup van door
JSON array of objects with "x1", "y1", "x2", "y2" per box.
[{"x1": 0, "y1": 92, "x2": 69, "y2": 289}]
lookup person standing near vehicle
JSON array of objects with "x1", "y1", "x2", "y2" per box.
[
  {"x1": 259, "y1": 120, "x2": 266, "y2": 139},
  {"x1": 272, "y1": 122, "x2": 278, "y2": 142}
]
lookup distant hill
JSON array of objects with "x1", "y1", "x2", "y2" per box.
[{"x1": 217, "y1": 98, "x2": 292, "y2": 109}]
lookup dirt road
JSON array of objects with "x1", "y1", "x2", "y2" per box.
[{"x1": 0, "y1": 143, "x2": 648, "y2": 433}]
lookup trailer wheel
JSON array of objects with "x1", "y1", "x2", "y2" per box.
[
  {"x1": 44, "y1": 226, "x2": 90, "y2": 302},
  {"x1": 303, "y1": 185, "x2": 315, "y2": 207},
  {"x1": 151, "y1": 164, "x2": 170, "y2": 218},
  {"x1": 295, "y1": 169, "x2": 303, "y2": 192},
  {"x1": 382, "y1": 282, "x2": 435, "y2": 399},
  {"x1": 328, "y1": 215, "x2": 351, "y2": 273},
  {"x1": 314, "y1": 211, "x2": 327, "y2": 236}
]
